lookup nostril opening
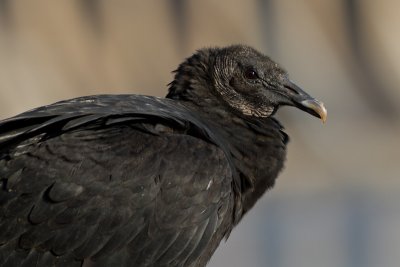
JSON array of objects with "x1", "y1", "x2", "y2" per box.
[{"x1": 284, "y1": 85, "x2": 299, "y2": 95}]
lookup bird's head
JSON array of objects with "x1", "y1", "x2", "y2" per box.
[{"x1": 168, "y1": 45, "x2": 327, "y2": 122}]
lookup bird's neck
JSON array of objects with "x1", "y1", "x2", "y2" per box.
[
  {"x1": 206, "y1": 112, "x2": 288, "y2": 217},
  {"x1": 179, "y1": 99, "x2": 288, "y2": 221},
  {"x1": 233, "y1": 117, "x2": 288, "y2": 217}
]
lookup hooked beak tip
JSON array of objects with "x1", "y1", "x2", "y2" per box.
[{"x1": 300, "y1": 99, "x2": 327, "y2": 123}]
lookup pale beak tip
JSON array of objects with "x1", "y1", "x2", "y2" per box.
[
  {"x1": 300, "y1": 99, "x2": 327, "y2": 123},
  {"x1": 319, "y1": 103, "x2": 327, "y2": 123}
]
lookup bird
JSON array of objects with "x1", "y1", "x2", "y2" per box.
[{"x1": 0, "y1": 45, "x2": 326, "y2": 267}]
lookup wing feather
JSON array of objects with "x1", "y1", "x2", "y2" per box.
[{"x1": 0, "y1": 96, "x2": 234, "y2": 266}]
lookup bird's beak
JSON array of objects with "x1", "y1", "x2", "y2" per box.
[{"x1": 283, "y1": 80, "x2": 327, "y2": 123}]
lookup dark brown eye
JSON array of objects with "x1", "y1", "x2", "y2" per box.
[{"x1": 244, "y1": 68, "x2": 258, "y2": 80}]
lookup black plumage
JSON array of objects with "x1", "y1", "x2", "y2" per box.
[{"x1": 0, "y1": 45, "x2": 326, "y2": 267}]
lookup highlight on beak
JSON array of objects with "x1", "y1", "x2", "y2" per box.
[{"x1": 300, "y1": 99, "x2": 327, "y2": 123}]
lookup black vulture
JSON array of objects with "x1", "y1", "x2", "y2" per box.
[{"x1": 0, "y1": 45, "x2": 326, "y2": 267}]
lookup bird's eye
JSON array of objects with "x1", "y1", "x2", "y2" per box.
[{"x1": 244, "y1": 68, "x2": 259, "y2": 80}]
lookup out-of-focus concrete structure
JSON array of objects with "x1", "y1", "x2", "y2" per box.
[{"x1": 0, "y1": 1, "x2": 399, "y2": 266}]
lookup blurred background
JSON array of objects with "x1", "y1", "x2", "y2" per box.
[{"x1": 0, "y1": 1, "x2": 399, "y2": 266}]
